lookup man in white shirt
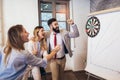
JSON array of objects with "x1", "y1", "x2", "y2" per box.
[{"x1": 45, "y1": 18, "x2": 79, "y2": 80}]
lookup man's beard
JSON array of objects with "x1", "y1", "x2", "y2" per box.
[{"x1": 53, "y1": 27, "x2": 60, "y2": 33}]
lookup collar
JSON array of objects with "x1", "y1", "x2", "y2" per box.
[{"x1": 51, "y1": 31, "x2": 59, "y2": 35}]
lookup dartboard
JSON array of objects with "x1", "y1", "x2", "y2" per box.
[{"x1": 86, "y1": 16, "x2": 100, "y2": 37}]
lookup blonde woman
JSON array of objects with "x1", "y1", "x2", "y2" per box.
[
  {"x1": 0, "y1": 24, "x2": 60, "y2": 80},
  {"x1": 26, "y1": 26, "x2": 48, "y2": 80}
]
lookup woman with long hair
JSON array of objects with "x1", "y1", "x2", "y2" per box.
[
  {"x1": 0, "y1": 24, "x2": 60, "y2": 80},
  {"x1": 26, "y1": 26, "x2": 48, "y2": 80}
]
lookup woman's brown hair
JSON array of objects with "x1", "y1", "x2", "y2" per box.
[{"x1": 4, "y1": 24, "x2": 25, "y2": 64}]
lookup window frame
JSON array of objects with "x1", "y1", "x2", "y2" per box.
[{"x1": 38, "y1": 0, "x2": 70, "y2": 31}]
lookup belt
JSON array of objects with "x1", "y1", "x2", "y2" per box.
[{"x1": 56, "y1": 55, "x2": 65, "y2": 60}]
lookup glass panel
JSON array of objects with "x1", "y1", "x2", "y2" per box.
[
  {"x1": 41, "y1": 12, "x2": 52, "y2": 20},
  {"x1": 41, "y1": 3, "x2": 52, "y2": 11},
  {"x1": 56, "y1": 4, "x2": 66, "y2": 12},
  {"x1": 56, "y1": 13, "x2": 66, "y2": 21},
  {"x1": 58, "y1": 22, "x2": 66, "y2": 29},
  {"x1": 42, "y1": 22, "x2": 50, "y2": 31}
]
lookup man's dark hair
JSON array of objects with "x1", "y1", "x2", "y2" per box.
[{"x1": 47, "y1": 18, "x2": 57, "y2": 26}]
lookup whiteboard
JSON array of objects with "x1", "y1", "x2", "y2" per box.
[{"x1": 85, "y1": 11, "x2": 120, "y2": 80}]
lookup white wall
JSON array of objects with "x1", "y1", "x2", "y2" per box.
[
  {"x1": 3, "y1": 0, "x2": 38, "y2": 42},
  {"x1": 2, "y1": 0, "x2": 89, "y2": 71},
  {"x1": 0, "y1": 0, "x2": 2, "y2": 47},
  {"x1": 0, "y1": 0, "x2": 4, "y2": 48},
  {"x1": 69, "y1": 0, "x2": 90, "y2": 71}
]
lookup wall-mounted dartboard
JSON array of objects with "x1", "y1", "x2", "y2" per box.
[{"x1": 86, "y1": 16, "x2": 100, "y2": 38}]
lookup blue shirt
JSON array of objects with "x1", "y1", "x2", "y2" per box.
[{"x1": 0, "y1": 48, "x2": 47, "y2": 80}]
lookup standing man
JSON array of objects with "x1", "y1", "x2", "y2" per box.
[{"x1": 46, "y1": 18, "x2": 79, "y2": 80}]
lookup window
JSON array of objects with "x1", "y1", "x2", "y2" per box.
[{"x1": 38, "y1": 0, "x2": 70, "y2": 31}]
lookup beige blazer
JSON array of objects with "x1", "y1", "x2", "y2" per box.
[{"x1": 45, "y1": 24, "x2": 79, "y2": 57}]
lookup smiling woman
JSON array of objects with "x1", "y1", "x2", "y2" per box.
[
  {"x1": 0, "y1": 24, "x2": 60, "y2": 80},
  {"x1": 25, "y1": 26, "x2": 48, "y2": 80}
]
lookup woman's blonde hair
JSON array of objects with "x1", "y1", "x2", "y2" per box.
[
  {"x1": 4, "y1": 24, "x2": 25, "y2": 64},
  {"x1": 32, "y1": 26, "x2": 47, "y2": 50}
]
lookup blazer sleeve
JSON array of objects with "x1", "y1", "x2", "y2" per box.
[{"x1": 67, "y1": 24, "x2": 80, "y2": 38}]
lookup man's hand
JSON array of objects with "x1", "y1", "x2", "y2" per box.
[{"x1": 67, "y1": 19, "x2": 74, "y2": 25}]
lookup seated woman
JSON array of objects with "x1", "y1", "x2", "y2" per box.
[
  {"x1": 0, "y1": 24, "x2": 60, "y2": 80},
  {"x1": 26, "y1": 26, "x2": 48, "y2": 80}
]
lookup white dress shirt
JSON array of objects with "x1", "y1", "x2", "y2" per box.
[{"x1": 50, "y1": 32, "x2": 65, "y2": 58}]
